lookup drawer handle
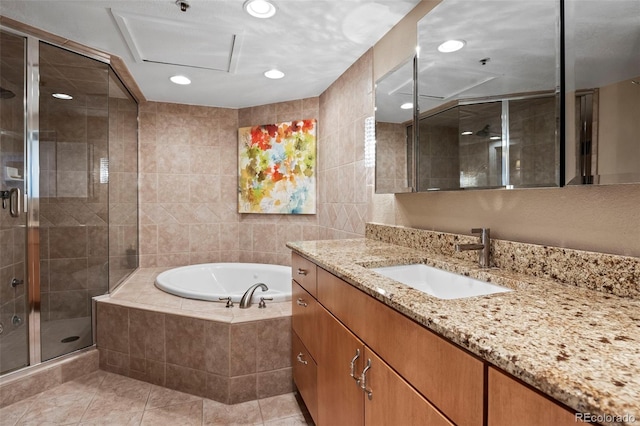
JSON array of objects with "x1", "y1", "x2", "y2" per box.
[
  {"x1": 349, "y1": 348, "x2": 361, "y2": 385},
  {"x1": 297, "y1": 268, "x2": 308, "y2": 276},
  {"x1": 296, "y1": 353, "x2": 308, "y2": 365},
  {"x1": 360, "y1": 359, "x2": 373, "y2": 400},
  {"x1": 296, "y1": 298, "x2": 308, "y2": 307}
]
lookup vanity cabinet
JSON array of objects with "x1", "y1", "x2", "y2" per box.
[
  {"x1": 316, "y1": 304, "x2": 451, "y2": 426},
  {"x1": 292, "y1": 251, "x2": 317, "y2": 297},
  {"x1": 488, "y1": 367, "x2": 582, "y2": 426}
]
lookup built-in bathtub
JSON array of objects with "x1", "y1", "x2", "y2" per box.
[
  {"x1": 154, "y1": 263, "x2": 292, "y2": 303},
  {"x1": 96, "y1": 266, "x2": 293, "y2": 405}
]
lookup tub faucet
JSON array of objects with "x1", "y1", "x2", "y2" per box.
[
  {"x1": 455, "y1": 228, "x2": 491, "y2": 268},
  {"x1": 239, "y1": 283, "x2": 269, "y2": 309}
]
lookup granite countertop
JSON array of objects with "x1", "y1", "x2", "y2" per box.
[{"x1": 287, "y1": 238, "x2": 640, "y2": 426}]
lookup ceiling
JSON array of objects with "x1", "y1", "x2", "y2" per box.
[{"x1": 0, "y1": 0, "x2": 421, "y2": 108}]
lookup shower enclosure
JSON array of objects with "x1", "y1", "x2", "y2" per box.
[{"x1": 0, "y1": 28, "x2": 139, "y2": 375}]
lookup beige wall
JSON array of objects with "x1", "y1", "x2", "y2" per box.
[{"x1": 369, "y1": 0, "x2": 640, "y2": 257}]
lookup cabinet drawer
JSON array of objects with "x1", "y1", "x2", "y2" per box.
[
  {"x1": 317, "y1": 267, "x2": 367, "y2": 338},
  {"x1": 292, "y1": 252, "x2": 317, "y2": 297},
  {"x1": 292, "y1": 331, "x2": 318, "y2": 424},
  {"x1": 488, "y1": 367, "x2": 582, "y2": 426},
  {"x1": 292, "y1": 281, "x2": 319, "y2": 358}
]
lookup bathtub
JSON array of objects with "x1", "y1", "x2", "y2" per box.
[{"x1": 154, "y1": 263, "x2": 292, "y2": 303}]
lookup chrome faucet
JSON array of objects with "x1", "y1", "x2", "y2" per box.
[
  {"x1": 455, "y1": 228, "x2": 491, "y2": 268},
  {"x1": 239, "y1": 283, "x2": 269, "y2": 309}
]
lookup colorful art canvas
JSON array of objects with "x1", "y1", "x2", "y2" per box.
[{"x1": 238, "y1": 119, "x2": 317, "y2": 214}]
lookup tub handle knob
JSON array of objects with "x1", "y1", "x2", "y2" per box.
[
  {"x1": 297, "y1": 268, "x2": 307, "y2": 276},
  {"x1": 258, "y1": 297, "x2": 273, "y2": 309},
  {"x1": 218, "y1": 297, "x2": 234, "y2": 308},
  {"x1": 296, "y1": 298, "x2": 308, "y2": 307}
]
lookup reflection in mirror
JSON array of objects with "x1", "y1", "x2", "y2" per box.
[
  {"x1": 565, "y1": 0, "x2": 640, "y2": 185},
  {"x1": 416, "y1": 0, "x2": 560, "y2": 191},
  {"x1": 374, "y1": 58, "x2": 414, "y2": 194}
]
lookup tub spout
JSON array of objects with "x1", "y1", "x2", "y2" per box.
[{"x1": 239, "y1": 283, "x2": 269, "y2": 309}]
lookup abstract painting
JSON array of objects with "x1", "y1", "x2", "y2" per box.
[{"x1": 238, "y1": 119, "x2": 317, "y2": 214}]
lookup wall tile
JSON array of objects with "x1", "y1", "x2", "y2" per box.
[
  {"x1": 165, "y1": 364, "x2": 207, "y2": 397},
  {"x1": 256, "y1": 317, "x2": 292, "y2": 372},
  {"x1": 256, "y1": 368, "x2": 293, "y2": 399},
  {"x1": 229, "y1": 322, "x2": 257, "y2": 376},
  {"x1": 229, "y1": 374, "x2": 257, "y2": 404}
]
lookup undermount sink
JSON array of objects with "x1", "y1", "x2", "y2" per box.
[{"x1": 371, "y1": 264, "x2": 512, "y2": 300}]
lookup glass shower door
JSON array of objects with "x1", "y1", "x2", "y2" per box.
[
  {"x1": 38, "y1": 42, "x2": 109, "y2": 361},
  {"x1": 0, "y1": 30, "x2": 28, "y2": 374}
]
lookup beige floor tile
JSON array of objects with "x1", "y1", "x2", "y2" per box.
[
  {"x1": 203, "y1": 399, "x2": 263, "y2": 425},
  {"x1": 0, "y1": 396, "x2": 36, "y2": 426},
  {"x1": 79, "y1": 410, "x2": 144, "y2": 426},
  {"x1": 146, "y1": 385, "x2": 203, "y2": 409},
  {"x1": 17, "y1": 393, "x2": 94, "y2": 425},
  {"x1": 263, "y1": 414, "x2": 309, "y2": 426},
  {"x1": 258, "y1": 394, "x2": 303, "y2": 422},
  {"x1": 141, "y1": 400, "x2": 203, "y2": 426}
]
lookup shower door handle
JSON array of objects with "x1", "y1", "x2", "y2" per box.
[
  {"x1": 1, "y1": 188, "x2": 20, "y2": 217},
  {"x1": 9, "y1": 188, "x2": 20, "y2": 218}
]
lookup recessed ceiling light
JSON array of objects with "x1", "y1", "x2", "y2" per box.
[
  {"x1": 490, "y1": 136, "x2": 501, "y2": 140},
  {"x1": 437, "y1": 39, "x2": 466, "y2": 53},
  {"x1": 264, "y1": 69, "x2": 284, "y2": 79},
  {"x1": 461, "y1": 131, "x2": 473, "y2": 135},
  {"x1": 244, "y1": 0, "x2": 276, "y2": 18},
  {"x1": 52, "y1": 93, "x2": 72, "y2": 100},
  {"x1": 400, "y1": 102, "x2": 413, "y2": 110},
  {"x1": 170, "y1": 75, "x2": 191, "y2": 85}
]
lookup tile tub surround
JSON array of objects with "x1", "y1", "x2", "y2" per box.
[
  {"x1": 96, "y1": 268, "x2": 293, "y2": 405},
  {"x1": 366, "y1": 222, "x2": 640, "y2": 299},
  {"x1": 286, "y1": 238, "x2": 640, "y2": 426}
]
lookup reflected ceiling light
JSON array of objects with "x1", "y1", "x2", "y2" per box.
[
  {"x1": 400, "y1": 102, "x2": 413, "y2": 110},
  {"x1": 490, "y1": 136, "x2": 501, "y2": 140},
  {"x1": 264, "y1": 69, "x2": 285, "y2": 79},
  {"x1": 244, "y1": 0, "x2": 277, "y2": 18},
  {"x1": 461, "y1": 131, "x2": 473, "y2": 135},
  {"x1": 52, "y1": 93, "x2": 72, "y2": 100},
  {"x1": 170, "y1": 75, "x2": 191, "y2": 85},
  {"x1": 437, "y1": 39, "x2": 466, "y2": 53}
]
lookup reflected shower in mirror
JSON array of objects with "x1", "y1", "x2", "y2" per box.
[
  {"x1": 416, "y1": 0, "x2": 560, "y2": 191},
  {"x1": 374, "y1": 57, "x2": 414, "y2": 193},
  {"x1": 564, "y1": 0, "x2": 640, "y2": 185}
]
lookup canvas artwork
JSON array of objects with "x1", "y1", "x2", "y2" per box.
[{"x1": 238, "y1": 119, "x2": 317, "y2": 214}]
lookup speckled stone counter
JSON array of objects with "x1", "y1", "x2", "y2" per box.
[{"x1": 286, "y1": 237, "x2": 640, "y2": 426}]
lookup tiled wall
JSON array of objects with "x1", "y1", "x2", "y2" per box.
[
  {"x1": 375, "y1": 122, "x2": 410, "y2": 193},
  {"x1": 317, "y1": 50, "x2": 373, "y2": 239},
  {"x1": 138, "y1": 99, "x2": 322, "y2": 268},
  {"x1": 96, "y1": 301, "x2": 292, "y2": 404}
]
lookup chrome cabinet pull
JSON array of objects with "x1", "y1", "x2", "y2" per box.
[
  {"x1": 360, "y1": 358, "x2": 373, "y2": 400},
  {"x1": 296, "y1": 298, "x2": 308, "y2": 307},
  {"x1": 297, "y1": 268, "x2": 307, "y2": 276},
  {"x1": 349, "y1": 348, "x2": 361, "y2": 385},
  {"x1": 296, "y1": 352, "x2": 308, "y2": 365}
]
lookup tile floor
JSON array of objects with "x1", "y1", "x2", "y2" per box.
[{"x1": 0, "y1": 370, "x2": 312, "y2": 425}]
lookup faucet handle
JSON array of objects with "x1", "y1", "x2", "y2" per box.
[
  {"x1": 258, "y1": 297, "x2": 273, "y2": 309},
  {"x1": 471, "y1": 227, "x2": 489, "y2": 235},
  {"x1": 218, "y1": 297, "x2": 234, "y2": 308}
]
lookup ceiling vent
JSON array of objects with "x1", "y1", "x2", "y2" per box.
[{"x1": 111, "y1": 10, "x2": 242, "y2": 73}]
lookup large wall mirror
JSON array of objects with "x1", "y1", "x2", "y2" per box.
[
  {"x1": 374, "y1": 58, "x2": 414, "y2": 193},
  {"x1": 564, "y1": 0, "x2": 640, "y2": 185},
  {"x1": 414, "y1": 0, "x2": 561, "y2": 191}
]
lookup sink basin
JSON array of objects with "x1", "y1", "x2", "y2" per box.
[{"x1": 371, "y1": 264, "x2": 512, "y2": 300}]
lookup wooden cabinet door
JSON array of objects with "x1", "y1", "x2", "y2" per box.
[
  {"x1": 292, "y1": 331, "x2": 318, "y2": 424},
  {"x1": 363, "y1": 347, "x2": 454, "y2": 426},
  {"x1": 317, "y1": 306, "x2": 365, "y2": 426},
  {"x1": 488, "y1": 367, "x2": 582, "y2": 426}
]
